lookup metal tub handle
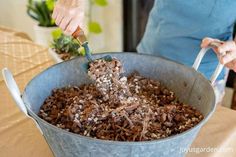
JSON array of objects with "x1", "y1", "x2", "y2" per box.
[
  {"x1": 192, "y1": 42, "x2": 225, "y2": 85},
  {"x1": 2, "y1": 68, "x2": 43, "y2": 134}
]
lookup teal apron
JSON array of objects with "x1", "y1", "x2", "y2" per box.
[{"x1": 138, "y1": 0, "x2": 236, "y2": 80}]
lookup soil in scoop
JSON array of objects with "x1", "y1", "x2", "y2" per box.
[{"x1": 39, "y1": 59, "x2": 204, "y2": 141}]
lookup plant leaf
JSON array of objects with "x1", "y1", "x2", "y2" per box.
[
  {"x1": 88, "y1": 21, "x2": 102, "y2": 34},
  {"x1": 46, "y1": 0, "x2": 55, "y2": 11},
  {"x1": 35, "y1": 1, "x2": 47, "y2": 26},
  {"x1": 27, "y1": 5, "x2": 39, "y2": 21},
  {"x1": 79, "y1": 47, "x2": 86, "y2": 56},
  {"x1": 94, "y1": 0, "x2": 108, "y2": 6},
  {"x1": 51, "y1": 28, "x2": 62, "y2": 40},
  {"x1": 27, "y1": 0, "x2": 56, "y2": 27},
  {"x1": 51, "y1": 33, "x2": 82, "y2": 56},
  {"x1": 41, "y1": 1, "x2": 51, "y2": 26}
]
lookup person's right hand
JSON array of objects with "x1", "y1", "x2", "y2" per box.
[{"x1": 52, "y1": 0, "x2": 85, "y2": 35}]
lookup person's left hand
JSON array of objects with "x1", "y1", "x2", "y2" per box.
[{"x1": 201, "y1": 37, "x2": 236, "y2": 72}]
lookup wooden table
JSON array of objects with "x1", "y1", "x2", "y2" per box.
[{"x1": 0, "y1": 26, "x2": 236, "y2": 157}]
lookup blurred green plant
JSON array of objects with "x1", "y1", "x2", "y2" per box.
[
  {"x1": 94, "y1": 0, "x2": 108, "y2": 6},
  {"x1": 51, "y1": 28, "x2": 85, "y2": 56},
  {"x1": 88, "y1": 0, "x2": 108, "y2": 34},
  {"x1": 27, "y1": 0, "x2": 56, "y2": 27},
  {"x1": 88, "y1": 22, "x2": 102, "y2": 34}
]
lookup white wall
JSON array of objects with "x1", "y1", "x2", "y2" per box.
[
  {"x1": 88, "y1": 0, "x2": 123, "y2": 52},
  {"x1": 0, "y1": 0, "x2": 37, "y2": 40},
  {"x1": 0, "y1": 0, "x2": 123, "y2": 52}
]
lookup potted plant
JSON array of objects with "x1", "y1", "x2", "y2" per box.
[
  {"x1": 27, "y1": 0, "x2": 57, "y2": 46},
  {"x1": 49, "y1": 28, "x2": 85, "y2": 63}
]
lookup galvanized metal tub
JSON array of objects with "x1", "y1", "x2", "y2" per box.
[{"x1": 2, "y1": 47, "x2": 223, "y2": 157}]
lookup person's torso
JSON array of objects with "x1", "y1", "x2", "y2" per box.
[{"x1": 137, "y1": 0, "x2": 236, "y2": 80}]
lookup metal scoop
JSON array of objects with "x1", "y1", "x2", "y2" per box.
[{"x1": 72, "y1": 26, "x2": 112, "y2": 71}]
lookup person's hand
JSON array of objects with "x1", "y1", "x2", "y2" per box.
[
  {"x1": 52, "y1": 0, "x2": 85, "y2": 35},
  {"x1": 201, "y1": 37, "x2": 236, "y2": 72}
]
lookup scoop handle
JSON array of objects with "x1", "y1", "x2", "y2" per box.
[
  {"x1": 192, "y1": 41, "x2": 225, "y2": 85},
  {"x1": 72, "y1": 26, "x2": 93, "y2": 62},
  {"x1": 2, "y1": 68, "x2": 43, "y2": 134},
  {"x1": 72, "y1": 26, "x2": 87, "y2": 45}
]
